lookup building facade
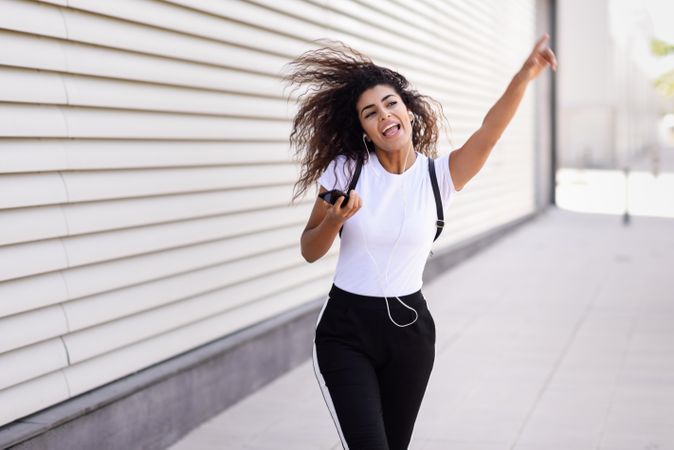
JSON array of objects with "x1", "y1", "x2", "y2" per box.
[
  {"x1": 0, "y1": 0, "x2": 553, "y2": 447},
  {"x1": 557, "y1": 0, "x2": 660, "y2": 169}
]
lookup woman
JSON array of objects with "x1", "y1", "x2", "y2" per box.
[{"x1": 286, "y1": 35, "x2": 556, "y2": 449}]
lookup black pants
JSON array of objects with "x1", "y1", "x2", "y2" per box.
[{"x1": 312, "y1": 283, "x2": 436, "y2": 450}]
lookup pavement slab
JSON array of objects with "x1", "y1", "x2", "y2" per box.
[{"x1": 169, "y1": 207, "x2": 674, "y2": 450}]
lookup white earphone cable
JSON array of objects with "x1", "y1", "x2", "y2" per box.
[{"x1": 356, "y1": 142, "x2": 418, "y2": 328}]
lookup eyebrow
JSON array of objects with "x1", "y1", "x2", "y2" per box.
[{"x1": 360, "y1": 94, "x2": 397, "y2": 115}]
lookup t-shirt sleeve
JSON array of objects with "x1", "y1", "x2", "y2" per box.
[
  {"x1": 317, "y1": 154, "x2": 351, "y2": 192},
  {"x1": 433, "y1": 151, "x2": 460, "y2": 208}
]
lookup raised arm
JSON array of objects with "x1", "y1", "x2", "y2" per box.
[{"x1": 449, "y1": 33, "x2": 558, "y2": 191}]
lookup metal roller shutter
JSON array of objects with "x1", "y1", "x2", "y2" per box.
[{"x1": 0, "y1": 0, "x2": 536, "y2": 426}]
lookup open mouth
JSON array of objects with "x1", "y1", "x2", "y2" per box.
[{"x1": 382, "y1": 123, "x2": 401, "y2": 137}]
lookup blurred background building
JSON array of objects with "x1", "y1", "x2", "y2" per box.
[
  {"x1": 557, "y1": 0, "x2": 661, "y2": 169},
  {"x1": 555, "y1": 0, "x2": 674, "y2": 218},
  {"x1": 8, "y1": 0, "x2": 670, "y2": 449}
]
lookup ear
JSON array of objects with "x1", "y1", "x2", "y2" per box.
[{"x1": 363, "y1": 133, "x2": 371, "y2": 142}]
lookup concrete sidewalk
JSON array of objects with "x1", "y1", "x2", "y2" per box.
[{"x1": 169, "y1": 207, "x2": 674, "y2": 450}]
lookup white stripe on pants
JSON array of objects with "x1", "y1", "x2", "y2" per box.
[{"x1": 312, "y1": 296, "x2": 349, "y2": 449}]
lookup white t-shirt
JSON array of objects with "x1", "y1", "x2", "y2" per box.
[{"x1": 317, "y1": 150, "x2": 460, "y2": 297}]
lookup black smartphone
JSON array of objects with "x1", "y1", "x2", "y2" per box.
[{"x1": 318, "y1": 189, "x2": 350, "y2": 208}]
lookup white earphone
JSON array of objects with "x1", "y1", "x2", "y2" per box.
[{"x1": 355, "y1": 139, "x2": 419, "y2": 328}]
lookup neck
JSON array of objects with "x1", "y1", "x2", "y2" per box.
[{"x1": 375, "y1": 144, "x2": 416, "y2": 174}]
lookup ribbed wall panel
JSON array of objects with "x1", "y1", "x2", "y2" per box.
[
  {"x1": 61, "y1": 186, "x2": 300, "y2": 232},
  {"x1": 63, "y1": 257, "x2": 336, "y2": 364},
  {"x1": 0, "y1": 306, "x2": 68, "y2": 354},
  {"x1": 0, "y1": 104, "x2": 292, "y2": 139},
  {"x1": 0, "y1": 274, "x2": 69, "y2": 318},
  {"x1": 2, "y1": 205, "x2": 310, "y2": 276},
  {"x1": 0, "y1": 0, "x2": 537, "y2": 426},
  {"x1": 0, "y1": 0, "x2": 68, "y2": 37},
  {"x1": 1, "y1": 67, "x2": 295, "y2": 117},
  {"x1": 1, "y1": 186, "x2": 302, "y2": 245},
  {"x1": 63, "y1": 247, "x2": 331, "y2": 332},
  {"x1": 1, "y1": 141, "x2": 292, "y2": 173},
  {"x1": 0, "y1": 172, "x2": 69, "y2": 208},
  {"x1": 0, "y1": 31, "x2": 285, "y2": 96},
  {"x1": 0, "y1": 372, "x2": 71, "y2": 428},
  {"x1": 0, "y1": 339, "x2": 68, "y2": 391},
  {"x1": 0, "y1": 205, "x2": 68, "y2": 246},
  {"x1": 60, "y1": 273, "x2": 334, "y2": 398},
  {"x1": 59, "y1": 226, "x2": 302, "y2": 299}
]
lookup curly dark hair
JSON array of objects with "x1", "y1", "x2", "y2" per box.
[{"x1": 284, "y1": 40, "x2": 446, "y2": 204}]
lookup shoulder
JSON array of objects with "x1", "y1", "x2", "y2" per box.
[
  {"x1": 333, "y1": 153, "x2": 350, "y2": 168},
  {"x1": 318, "y1": 154, "x2": 357, "y2": 190},
  {"x1": 431, "y1": 152, "x2": 447, "y2": 165},
  {"x1": 326, "y1": 153, "x2": 355, "y2": 169},
  {"x1": 416, "y1": 152, "x2": 444, "y2": 174},
  {"x1": 325, "y1": 154, "x2": 358, "y2": 178},
  {"x1": 431, "y1": 151, "x2": 460, "y2": 201},
  {"x1": 430, "y1": 153, "x2": 451, "y2": 177}
]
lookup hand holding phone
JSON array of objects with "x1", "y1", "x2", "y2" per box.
[{"x1": 318, "y1": 189, "x2": 350, "y2": 208}]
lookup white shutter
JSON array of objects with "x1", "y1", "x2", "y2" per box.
[{"x1": 0, "y1": 0, "x2": 536, "y2": 426}]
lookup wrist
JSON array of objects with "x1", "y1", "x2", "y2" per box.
[
  {"x1": 323, "y1": 214, "x2": 344, "y2": 229},
  {"x1": 514, "y1": 68, "x2": 532, "y2": 84}
]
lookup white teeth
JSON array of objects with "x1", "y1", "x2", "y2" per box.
[{"x1": 382, "y1": 123, "x2": 399, "y2": 135}]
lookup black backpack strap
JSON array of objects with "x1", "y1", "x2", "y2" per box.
[
  {"x1": 336, "y1": 157, "x2": 443, "y2": 242},
  {"x1": 428, "y1": 157, "x2": 444, "y2": 242},
  {"x1": 338, "y1": 157, "x2": 363, "y2": 238}
]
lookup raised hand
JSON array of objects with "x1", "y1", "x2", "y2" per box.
[{"x1": 520, "y1": 33, "x2": 558, "y2": 81}]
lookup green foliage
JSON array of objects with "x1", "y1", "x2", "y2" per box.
[
  {"x1": 651, "y1": 38, "x2": 674, "y2": 57},
  {"x1": 650, "y1": 38, "x2": 674, "y2": 97},
  {"x1": 653, "y1": 70, "x2": 674, "y2": 97}
]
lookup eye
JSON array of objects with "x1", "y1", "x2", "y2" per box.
[
  {"x1": 387, "y1": 101, "x2": 397, "y2": 107},
  {"x1": 364, "y1": 111, "x2": 375, "y2": 118}
]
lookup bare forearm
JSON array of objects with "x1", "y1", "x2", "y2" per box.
[
  {"x1": 481, "y1": 70, "x2": 530, "y2": 147},
  {"x1": 447, "y1": 33, "x2": 556, "y2": 191},
  {"x1": 301, "y1": 216, "x2": 343, "y2": 263},
  {"x1": 451, "y1": 71, "x2": 530, "y2": 188}
]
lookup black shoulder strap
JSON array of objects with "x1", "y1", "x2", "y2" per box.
[
  {"x1": 429, "y1": 157, "x2": 444, "y2": 242},
  {"x1": 338, "y1": 158, "x2": 363, "y2": 238},
  {"x1": 336, "y1": 157, "x2": 444, "y2": 242}
]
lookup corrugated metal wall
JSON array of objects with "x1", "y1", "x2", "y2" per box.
[{"x1": 0, "y1": 0, "x2": 536, "y2": 426}]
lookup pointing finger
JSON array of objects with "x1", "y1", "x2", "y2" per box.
[
  {"x1": 530, "y1": 35, "x2": 544, "y2": 56},
  {"x1": 543, "y1": 47, "x2": 558, "y2": 70},
  {"x1": 532, "y1": 33, "x2": 550, "y2": 55}
]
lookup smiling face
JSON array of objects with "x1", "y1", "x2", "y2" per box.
[{"x1": 356, "y1": 84, "x2": 413, "y2": 153}]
